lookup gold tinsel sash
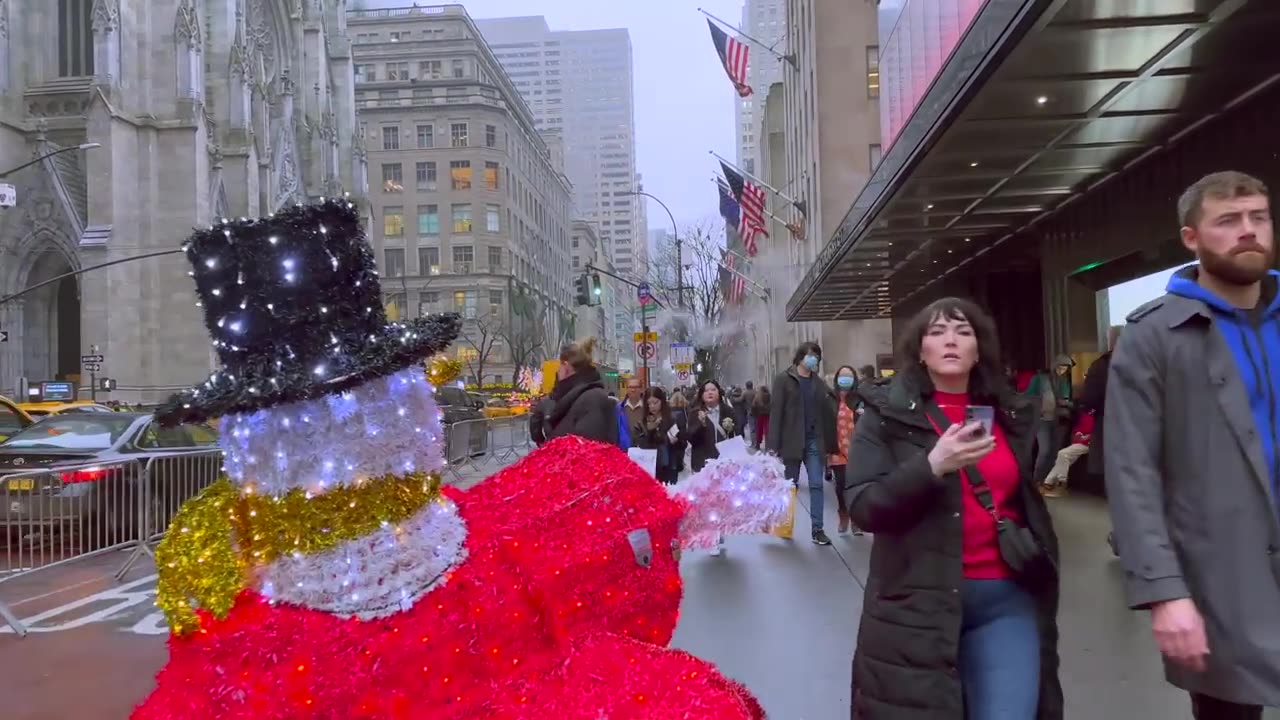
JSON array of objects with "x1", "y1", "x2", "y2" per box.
[{"x1": 156, "y1": 471, "x2": 442, "y2": 634}]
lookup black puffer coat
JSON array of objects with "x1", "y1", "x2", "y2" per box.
[
  {"x1": 547, "y1": 368, "x2": 618, "y2": 446},
  {"x1": 845, "y1": 375, "x2": 1063, "y2": 720}
]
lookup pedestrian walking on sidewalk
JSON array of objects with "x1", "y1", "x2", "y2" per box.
[
  {"x1": 631, "y1": 387, "x2": 682, "y2": 485},
  {"x1": 827, "y1": 365, "x2": 863, "y2": 536},
  {"x1": 547, "y1": 339, "x2": 618, "y2": 446},
  {"x1": 686, "y1": 379, "x2": 737, "y2": 556},
  {"x1": 767, "y1": 341, "x2": 838, "y2": 546},
  {"x1": 1106, "y1": 171, "x2": 1280, "y2": 719},
  {"x1": 846, "y1": 297, "x2": 1062, "y2": 720}
]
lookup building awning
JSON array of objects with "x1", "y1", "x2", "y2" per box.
[{"x1": 788, "y1": 0, "x2": 1280, "y2": 321}]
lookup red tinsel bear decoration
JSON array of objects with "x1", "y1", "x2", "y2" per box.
[{"x1": 133, "y1": 436, "x2": 766, "y2": 719}]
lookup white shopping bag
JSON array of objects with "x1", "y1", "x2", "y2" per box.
[
  {"x1": 715, "y1": 435, "x2": 750, "y2": 460},
  {"x1": 627, "y1": 446, "x2": 659, "y2": 479}
]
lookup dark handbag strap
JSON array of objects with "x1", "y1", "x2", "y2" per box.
[{"x1": 921, "y1": 402, "x2": 1002, "y2": 523}]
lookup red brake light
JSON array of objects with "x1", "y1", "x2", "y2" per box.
[{"x1": 61, "y1": 468, "x2": 108, "y2": 484}]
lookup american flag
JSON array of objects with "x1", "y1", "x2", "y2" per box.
[
  {"x1": 707, "y1": 20, "x2": 752, "y2": 98},
  {"x1": 722, "y1": 251, "x2": 748, "y2": 305},
  {"x1": 717, "y1": 181, "x2": 741, "y2": 231},
  {"x1": 720, "y1": 162, "x2": 768, "y2": 257}
]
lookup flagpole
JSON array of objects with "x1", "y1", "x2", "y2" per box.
[
  {"x1": 698, "y1": 7, "x2": 796, "y2": 67},
  {"x1": 710, "y1": 177, "x2": 796, "y2": 228},
  {"x1": 689, "y1": 242, "x2": 770, "y2": 297},
  {"x1": 710, "y1": 151, "x2": 806, "y2": 215}
]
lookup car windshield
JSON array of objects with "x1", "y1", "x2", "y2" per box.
[{"x1": 1, "y1": 415, "x2": 135, "y2": 450}]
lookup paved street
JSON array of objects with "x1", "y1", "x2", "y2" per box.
[{"x1": 0, "y1": 460, "x2": 1268, "y2": 719}]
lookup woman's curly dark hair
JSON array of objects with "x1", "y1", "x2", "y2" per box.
[{"x1": 896, "y1": 296, "x2": 1011, "y2": 406}]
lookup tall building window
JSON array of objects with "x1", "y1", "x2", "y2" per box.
[
  {"x1": 416, "y1": 161, "x2": 437, "y2": 190},
  {"x1": 487, "y1": 246, "x2": 503, "y2": 270},
  {"x1": 383, "y1": 207, "x2": 405, "y2": 237},
  {"x1": 866, "y1": 46, "x2": 880, "y2": 99},
  {"x1": 869, "y1": 143, "x2": 883, "y2": 169},
  {"x1": 419, "y1": 248, "x2": 441, "y2": 277},
  {"x1": 356, "y1": 64, "x2": 376, "y2": 82},
  {"x1": 381, "y1": 163, "x2": 403, "y2": 193},
  {"x1": 417, "y1": 124, "x2": 434, "y2": 148},
  {"x1": 488, "y1": 290, "x2": 503, "y2": 315},
  {"x1": 418, "y1": 290, "x2": 440, "y2": 315},
  {"x1": 485, "y1": 125, "x2": 497, "y2": 148},
  {"x1": 58, "y1": 0, "x2": 94, "y2": 77},
  {"x1": 485, "y1": 204, "x2": 501, "y2": 233},
  {"x1": 387, "y1": 62, "x2": 410, "y2": 80},
  {"x1": 450, "y1": 123, "x2": 469, "y2": 147},
  {"x1": 419, "y1": 60, "x2": 441, "y2": 78},
  {"x1": 383, "y1": 248, "x2": 406, "y2": 277},
  {"x1": 450, "y1": 160, "x2": 472, "y2": 190},
  {"x1": 451, "y1": 204, "x2": 473, "y2": 234},
  {"x1": 452, "y1": 245, "x2": 474, "y2": 275},
  {"x1": 484, "y1": 162, "x2": 499, "y2": 191},
  {"x1": 382, "y1": 126, "x2": 400, "y2": 150},
  {"x1": 385, "y1": 292, "x2": 407, "y2": 319},
  {"x1": 453, "y1": 290, "x2": 477, "y2": 318},
  {"x1": 451, "y1": 59, "x2": 466, "y2": 78},
  {"x1": 417, "y1": 205, "x2": 439, "y2": 236}
]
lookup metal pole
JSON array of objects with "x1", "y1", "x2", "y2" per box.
[
  {"x1": 623, "y1": 190, "x2": 683, "y2": 310},
  {"x1": 0, "y1": 249, "x2": 184, "y2": 307},
  {"x1": 0, "y1": 143, "x2": 101, "y2": 179}
]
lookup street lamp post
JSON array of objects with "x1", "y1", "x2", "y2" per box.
[
  {"x1": 622, "y1": 190, "x2": 684, "y2": 311},
  {"x1": 0, "y1": 143, "x2": 101, "y2": 180}
]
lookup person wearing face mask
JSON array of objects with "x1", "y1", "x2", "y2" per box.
[
  {"x1": 827, "y1": 366, "x2": 864, "y2": 536},
  {"x1": 845, "y1": 297, "x2": 1062, "y2": 720},
  {"x1": 767, "y1": 342, "x2": 839, "y2": 546}
]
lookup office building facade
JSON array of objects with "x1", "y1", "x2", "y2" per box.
[
  {"x1": 351, "y1": 5, "x2": 574, "y2": 386},
  {"x1": 475, "y1": 16, "x2": 648, "y2": 283},
  {"x1": 735, "y1": 0, "x2": 786, "y2": 177}
]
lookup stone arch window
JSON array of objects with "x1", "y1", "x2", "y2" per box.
[{"x1": 57, "y1": 0, "x2": 94, "y2": 77}]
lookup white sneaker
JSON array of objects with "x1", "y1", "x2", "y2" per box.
[{"x1": 709, "y1": 535, "x2": 725, "y2": 557}]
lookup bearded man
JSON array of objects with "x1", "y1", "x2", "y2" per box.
[{"x1": 1107, "y1": 170, "x2": 1280, "y2": 720}]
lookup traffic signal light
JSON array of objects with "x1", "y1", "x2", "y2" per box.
[
  {"x1": 574, "y1": 273, "x2": 590, "y2": 306},
  {"x1": 590, "y1": 274, "x2": 603, "y2": 305}
]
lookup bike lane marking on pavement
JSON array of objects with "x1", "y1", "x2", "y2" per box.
[{"x1": 0, "y1": 574, "x2": 161, "y2": 634}]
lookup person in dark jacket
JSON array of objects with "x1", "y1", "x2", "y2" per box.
[
  {"x1": 631, "y1": 387, "x2": 682, "y2": 485},
  {"x1": 546, "y1": 339, "x2": 618, "y2": 446},
  {"x1": 766, "y1": 341, "x2": 838, "y2": 546},
  {"x1": 529, "y1": 394, "x2": 554, "y2": 446},
  {"x1": 686, "y1": 379, "x2": 736, "y2": 472},
  {"x1": 1078, "y1": 325, "x2": 1119, "y2": 479},
  {"x1": 845, "y1": 296, "x2": 1062, "y2": 720}
]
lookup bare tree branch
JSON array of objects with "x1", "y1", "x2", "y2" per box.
[{"x1": 459, "y1": 314, "x2": 504, "y2": 386}]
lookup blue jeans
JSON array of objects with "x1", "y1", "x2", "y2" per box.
[
  {"x1": 784, "y1": 437, "x2": 825, "y2": 532},
  {"x1": 959, "y1": 579, "x2": 1041, "y2": 720},
  {"x1": 1033, "y1": 419, "x2": 1058, "y2": 483}
]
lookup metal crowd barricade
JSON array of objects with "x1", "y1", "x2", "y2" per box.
[
  {"x1": 0, "y1": 449, "x2": 223, "y2": 636},
  {"x1": 488, "y1": 416, "x2": 521, "y2": 464}
]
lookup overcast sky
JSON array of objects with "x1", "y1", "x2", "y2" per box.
[{"x1": 364, "y1": 0, "x2": 747, "y2": 230}]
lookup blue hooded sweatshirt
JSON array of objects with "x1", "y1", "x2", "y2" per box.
[{"x1": 1167, "y1": 266, "x2": 1280, "y2": 503}]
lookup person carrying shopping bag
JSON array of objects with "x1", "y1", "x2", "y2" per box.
[{"x1": 631, "y1": 387, "x2": 682, "y2": 485}]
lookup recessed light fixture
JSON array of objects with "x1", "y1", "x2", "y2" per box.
[
  {"x1": 1036, "y1": 95, "x2": 1049, "y2": 105},
  {"x1": 925, "y1": 203, "x2": 934, "y2": 211},
  {"x1": 964, "y1": 237, "x2": 971, "y2": 242},
  {"x1": 969, "y1": 161, "x2": 979, "y2": 168}
]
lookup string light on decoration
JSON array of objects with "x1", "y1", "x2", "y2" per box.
[{"x1": 670, "y1": 454, "x2": 792, "y2": 551}]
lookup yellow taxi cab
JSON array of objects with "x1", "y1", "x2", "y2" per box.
[
  {"x1": 17, "y1": 401, "x2": 116, "y2": 419},
  {"x1": 0, "y1": 396, "x2": 34, "y2": 442},
  {"x1": 481, "y1": 398, "x2": 515, "y2": 419}
]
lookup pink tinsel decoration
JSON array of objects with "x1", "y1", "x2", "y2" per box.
[{"x1": 673, "y1": 454, "x2": 792, "y2": 550}]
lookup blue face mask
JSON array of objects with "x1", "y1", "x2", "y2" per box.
[
  {"x1": 802, "y1": 354, "x2": 819, "y2": 371},
  {"x1": 837, "y1": 376, "x2": 855, "y2": 389}
]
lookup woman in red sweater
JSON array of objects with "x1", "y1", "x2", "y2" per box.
[{"x1": 844, "y1": 297, "x2": 1062, "y2": 720}]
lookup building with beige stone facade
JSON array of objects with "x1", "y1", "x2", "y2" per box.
[
  {"x1": 0, "y1": 0, "x2": 363, "y2": 402},
  {"x1": 350, "y1": 4, "x2": 574, "y2": 387},
  {"x1": 740, "y1": 0, "x2": 890, "y2": 380}
]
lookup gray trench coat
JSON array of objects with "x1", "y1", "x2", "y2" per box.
[{"x1": 1106, "y1": 291, "x2": 1280, "y2": 705}]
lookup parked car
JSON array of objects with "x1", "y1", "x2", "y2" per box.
[
  {"x1": 0, "y1": 413, "x2": 222, "y2": 545},
  {"x1": 434, "y1": 385, "x2": 488, "y2": 462},
  {"x1": 0, "y1": 396, "x2": 34, "y2": 442}
]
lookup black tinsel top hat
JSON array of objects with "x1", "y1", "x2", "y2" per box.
[{"x1": 155, "y1": 198, "x2": 461, "y2": 426}]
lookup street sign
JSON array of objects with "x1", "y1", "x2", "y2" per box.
[
  {"x1": 677, "y1": 369, "x2": 691, "y2": 383},
  {"x1": 670, "y1": 342, "x2": 694, "y2": 371},
  {"x1": 636, "y1": 282, "x2": 652, "y2": 307},
  {"x1": 0, "y1": 330, "x2": 7, "y2": 343},
  {"x1": 83, "y1": 363, "x2": 102, "y2": 372},
  {"x1": 81, "y1": 354, "x2": 104, "y2": 363},
  {"x1": 0, "y1": 183, "x2": 15, "y2": 208},
  {"x1": 99, "y1": 378, "x2": 117, "y2": 391},
  {"x1": 635, "y1": 341, "x2": 657, "y2": 360},
  {"x1": 633, "y1": 331, "x2": 658, "y2": 343}
]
